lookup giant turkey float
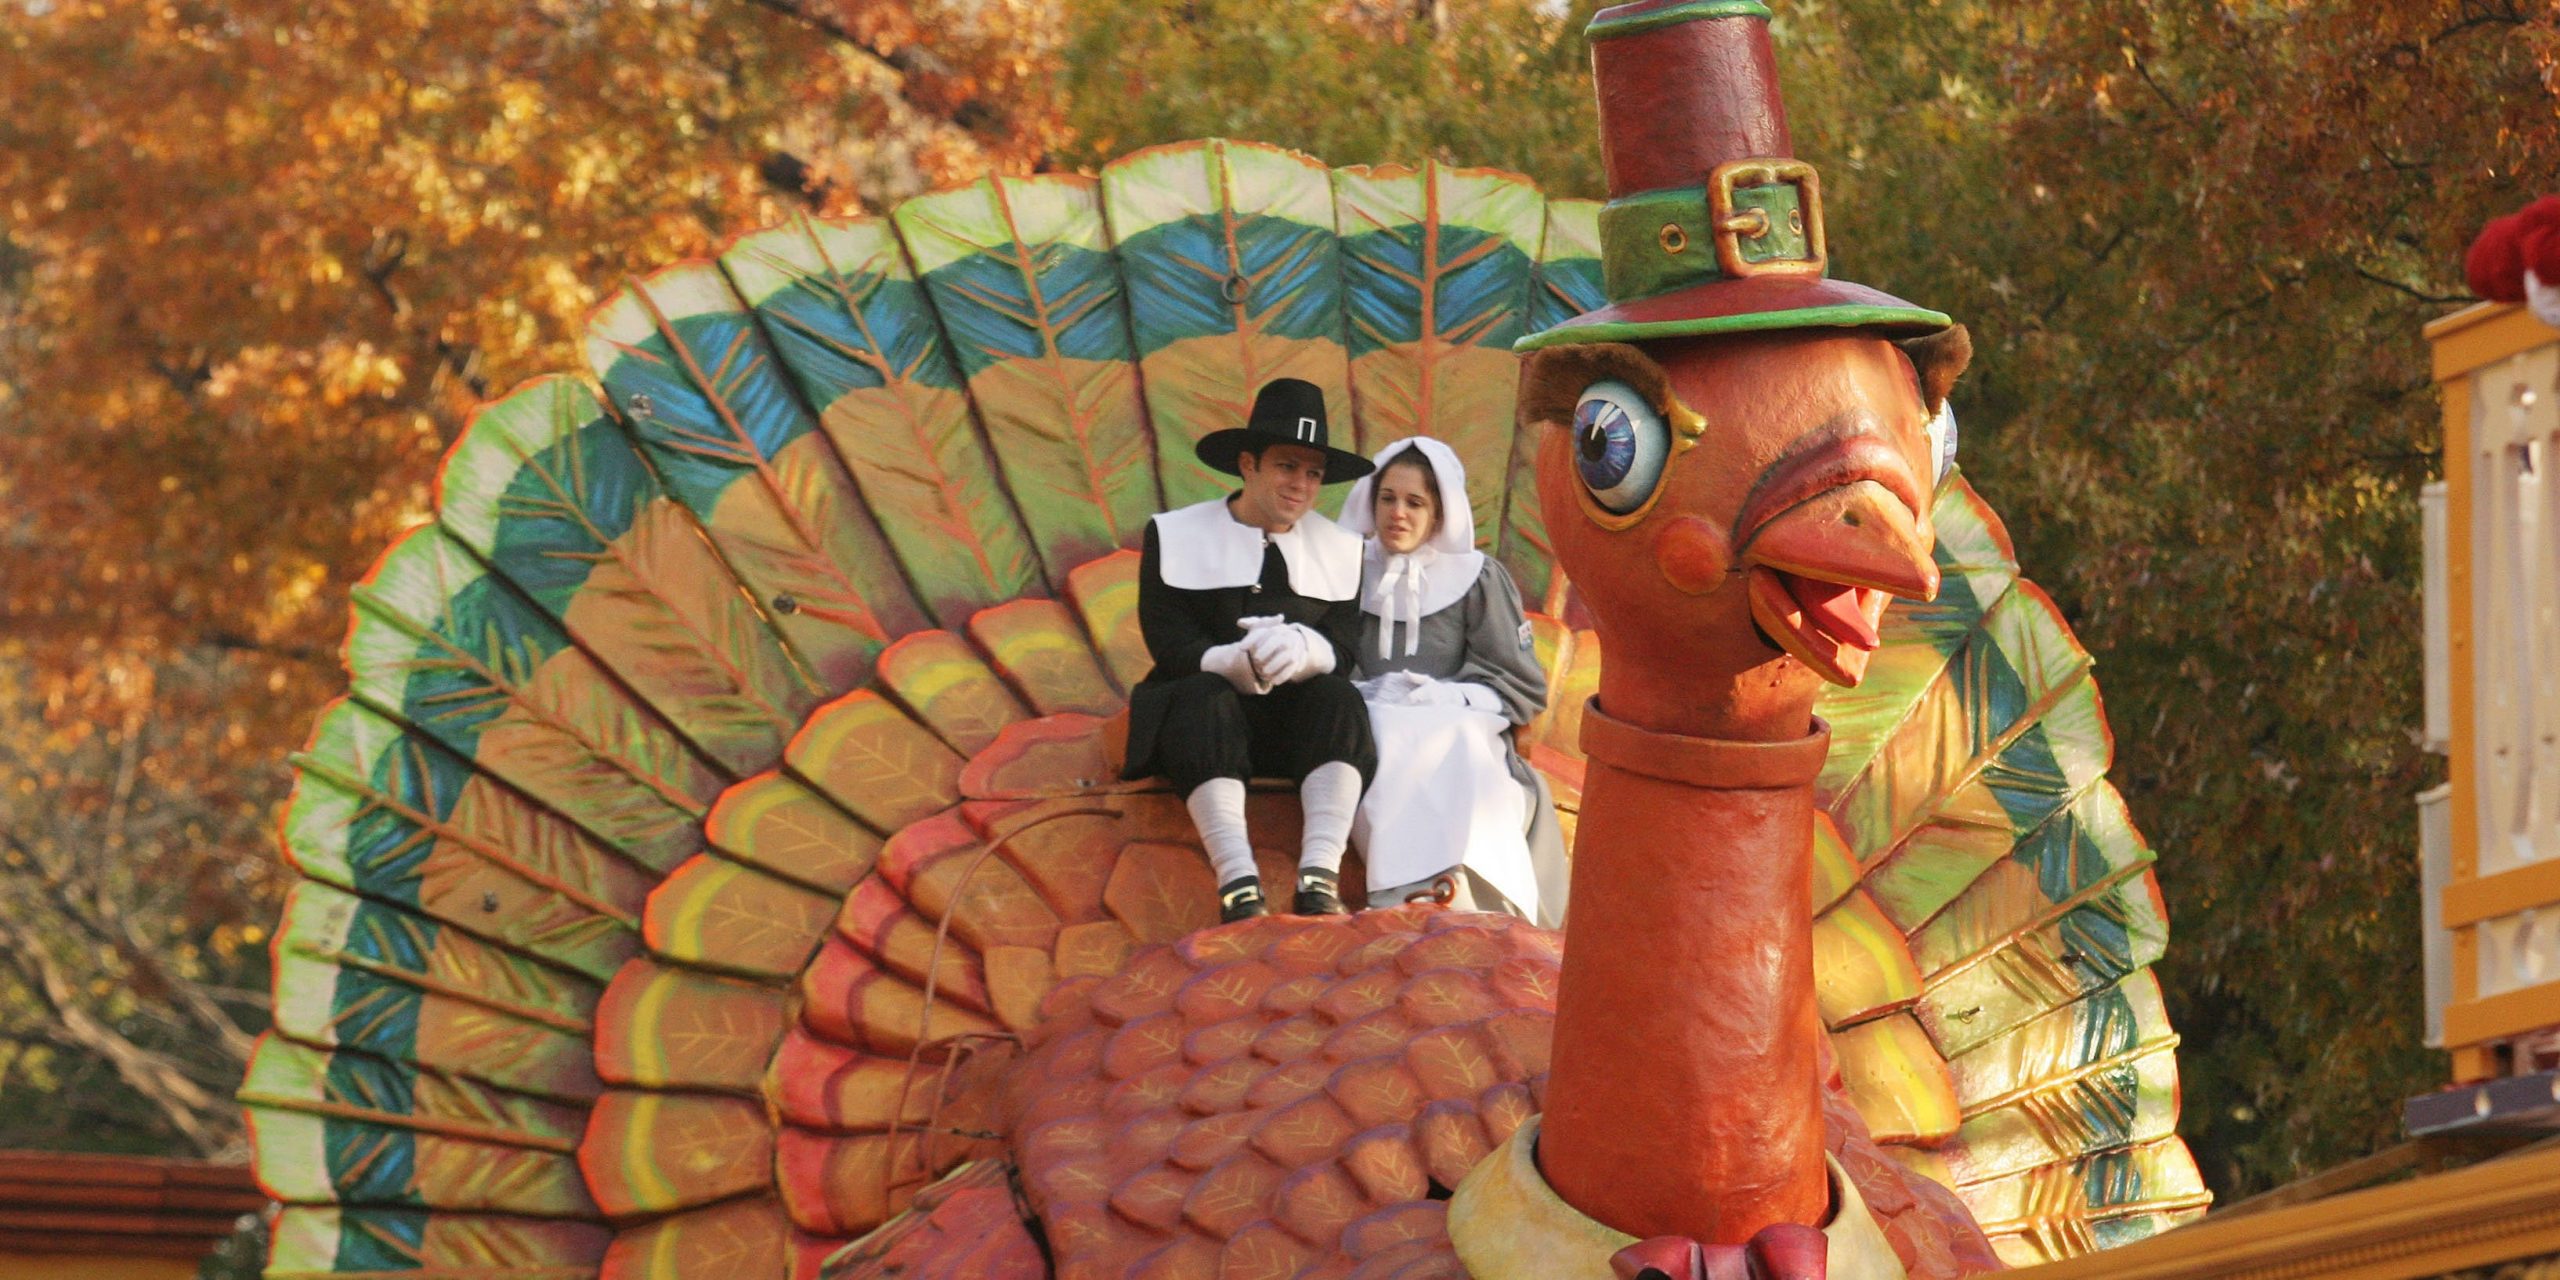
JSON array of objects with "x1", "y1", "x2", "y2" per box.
[{"x1": 235, "y1": 1, "x2": 2211, "y2": 1276}]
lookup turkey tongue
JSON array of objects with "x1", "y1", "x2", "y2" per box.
[{"x1": 1783, "y1": 575, "x2": 1880, "y2": 652}]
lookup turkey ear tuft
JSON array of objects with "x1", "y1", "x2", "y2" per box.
[{"x1": 1897, "y1": 324, "x2": 1972, "y2": 415}]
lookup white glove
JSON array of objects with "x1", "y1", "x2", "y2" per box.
[
  {"x1": 1358, "y1": 669, "x2": 1432, "y2": 704},
  {"x1": 1289, "y1": 623, "x2": 1335, "y2": 677},
  {"x1": 1241, "y1": 620, "x2": 1311, "y2": 686},
  {"x1": 1200, "y1": 641, "x2": 1267, "y2": 694},
  {"x1": 1410, "y1": 680, "x2": 1501, "y2": 712}
]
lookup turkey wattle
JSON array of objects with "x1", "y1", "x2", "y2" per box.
[{"x1": 237, "y1": 131, "x2": 2206, "y2": 1280}]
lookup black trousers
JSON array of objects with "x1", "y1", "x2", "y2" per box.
[{"x1": 1148, "y1": 672, "x2": 1378, "y2": 797}]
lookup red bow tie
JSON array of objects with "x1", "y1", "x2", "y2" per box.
[{"x1": 1610, "y1": 1224, "x2": 1827, "y2": 1280}]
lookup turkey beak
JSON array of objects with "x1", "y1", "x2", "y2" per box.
[
  {"x1": 1734, "y1": 443, "x2": 1939, "y2": 688},
  {"x1": 1742, "y1": 479, "x2": 1939, "y2": 602}
]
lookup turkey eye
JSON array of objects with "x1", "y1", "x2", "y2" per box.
[
  {"x1": 1572, "y1": 380, "x2": 1672, "y2": 515},
  {"x1": 1924, "y1": 401, "x2": 1958, "y2": 487}
]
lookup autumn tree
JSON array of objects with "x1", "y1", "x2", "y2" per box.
[
  {"x1": 1058, "y1": 0, "x2": 1605, "y2": 191},
  {"x1": 0, "y1": 0, "x2": 1065, "y2": 1155}
]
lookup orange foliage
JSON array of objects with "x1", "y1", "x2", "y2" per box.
[{"x1": 0, "y1": 0, "x2": 1065, "y2": 1153}]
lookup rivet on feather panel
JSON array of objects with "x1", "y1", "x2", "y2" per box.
[
  {"x1": 1915, "y1": 870, "x2": 2172, "y2": 1060},
  {"x1": 438, "y1": 374, "x2": 823, "y2": 779},
  {"x1": 586, "y1": 265, "x2": 927, "y2": 689},
  {"x1": 266, "y1": 881, "x2": 603, "y2": 1105},
  {"x1": 283, "y1": 698, "x2": 648, "y2": 984},
  {"x1": 894, "y1": 174, "x2": 1163, "y2": 583},
  {"x1": 1103, "y1": 140, "x2": 1354, "y2": 509},
  {"x1": 340, "y1": 522, "x2": 721, "y2": 874},
  {"x1": 722, "y1": 215, "x2": 1046, "y2": 620}
]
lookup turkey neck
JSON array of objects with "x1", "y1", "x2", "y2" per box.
[{"x1": 1535, "y1": 666, "x2": 1831, "y2": 1245}]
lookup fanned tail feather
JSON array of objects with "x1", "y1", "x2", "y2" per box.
[{"x1": 1813, "y1": 474, "x2": 2207, "y2": 1265}]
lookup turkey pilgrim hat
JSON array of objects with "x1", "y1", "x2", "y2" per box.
[
  {"x1": 1193, "y1": 377, "x2": 1376, "y2": 482},
  {"x1": 1514, "y1": 0, "x2": 1952, "y2": 352}
]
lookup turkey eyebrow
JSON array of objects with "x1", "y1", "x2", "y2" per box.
[{"x1": 1519, "y1": 343, "x2": 1676, "y2": 428}]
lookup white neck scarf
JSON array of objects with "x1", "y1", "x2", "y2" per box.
[{"x1": 1369, "y1": 543, "x2": 1441, "y2": 658}]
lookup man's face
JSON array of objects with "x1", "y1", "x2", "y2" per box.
[{"x1": 1235, "y1": 444, "x2": 1328, "y2": 528}]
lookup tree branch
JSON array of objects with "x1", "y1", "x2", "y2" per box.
[
  {"x1": 2349, "y1": 262, "x2": 2470, "y2": 305},
  {"x1": 740, "y1": 0, "x2": 999, "y2": 132},
  {"x1": 740, "y1": 0, "x2": 927, "y2": 75},
  {"x1": 0, "y1": 917, "x2": 238, "y2": 1155}
]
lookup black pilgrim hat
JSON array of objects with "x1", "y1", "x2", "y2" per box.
[{"x1": 1194, "y1": 378, "x2": 1375, "y2": 482}]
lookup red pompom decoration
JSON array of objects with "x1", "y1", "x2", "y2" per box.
[
  {"x1": 2468, "y1": 212, "x2": 2528, "y2": 303},
  {"x1": 2468, "y1": 196, "x2": 2560, "y2": 304},
  {"x1": 2521, "y1": 196, "x2": 2560, "y2": 286}
]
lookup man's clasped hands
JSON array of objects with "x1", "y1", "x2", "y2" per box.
[{"x1": 1198, "y1": 615, "x2": 1333, "y2": 695}]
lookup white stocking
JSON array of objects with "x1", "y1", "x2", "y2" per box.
[
  {"x1": 1297, "y1": 761, "x2": 1362, "y2": 879},
  {"x1": 1184, "y1": 777, "x2": 1257, "y2": 886}
]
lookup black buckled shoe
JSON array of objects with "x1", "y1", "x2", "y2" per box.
[
  {"x1": 1292, "y1": 868, "x2": 1349, "y2": 916},
  {"x1": 1217, "y1": 876, "x2": 1269, "y2": 924}
]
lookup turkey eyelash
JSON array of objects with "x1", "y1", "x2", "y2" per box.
[{"x1": 1521, "y1": 342, "x2": 1704, "y2": 438}]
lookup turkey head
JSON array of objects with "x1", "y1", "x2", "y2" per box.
[{"x1": 1522, "y1": 325, "x2": 1971, "y2": 740}]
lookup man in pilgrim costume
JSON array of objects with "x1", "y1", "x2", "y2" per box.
[{"x1": 1123, "y1": 377, "x2": 1378, "y2": 923}]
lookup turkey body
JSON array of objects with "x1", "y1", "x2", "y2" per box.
[{"x1": 830, "y1": 907, "x2": 1999, "y2": 1280}]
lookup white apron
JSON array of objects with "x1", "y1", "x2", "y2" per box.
[{"x1": 1353, "y1": 702, "x2": 1542, "y2": 918}]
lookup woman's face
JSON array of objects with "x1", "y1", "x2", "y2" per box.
[{"x1": 1373, "y1": 460, "x2": 1440, "y2": 555}]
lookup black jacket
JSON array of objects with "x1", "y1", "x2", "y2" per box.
[{"x1": 1121, "y1": 519, "x2": 1365, "y2": 780}]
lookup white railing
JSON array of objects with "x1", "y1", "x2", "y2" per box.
[
  {"x1": 2423, "y1": 482, "x2": 2449, "y2": 753},
  {"x1": 2466, "y1": 346, "x2": 2560, "y2": 879},
  {"x1": 2419, "y1": 782, "x2": 2451, "y2": 1047}
]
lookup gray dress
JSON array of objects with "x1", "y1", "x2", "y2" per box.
[{"x1": 1349, "y1": 559, "x2": 1569, "y2": 926}]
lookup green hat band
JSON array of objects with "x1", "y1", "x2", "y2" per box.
[
  {"x1": 1584, "y1": 0, "x2": 1773, "y2": 42},
  {"x1": 1600, "y1": 159, "x2": 1826, "y2": 304}
]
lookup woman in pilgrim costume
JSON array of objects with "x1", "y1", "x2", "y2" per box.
[
  {"x1": 1337, "y1": 438, "x2": 1569, "y2": 927},
  {"x1": 1122, "y1": 378, "x2": 1380, "y2": 923}
]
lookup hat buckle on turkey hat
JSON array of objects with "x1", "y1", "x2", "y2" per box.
[{"x1": 1516, "y1": 0, "x2": 1951, "y2": 352}]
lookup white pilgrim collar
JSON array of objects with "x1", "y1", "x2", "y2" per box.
[
  {"x1": 1360, "y1": 541, "x2": 1485, "y2": 656},
  {"x1": 1151, "y1": 497, "x2": 1363, "y2": 601}
]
